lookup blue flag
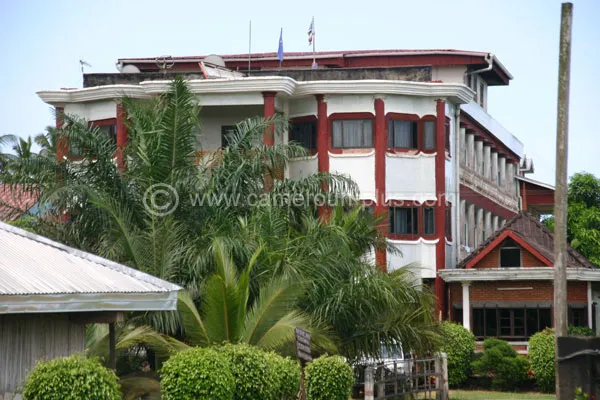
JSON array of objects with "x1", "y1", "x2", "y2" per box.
[{"x1": 277, "y1": 28, "x2": 284, "y2": 64}]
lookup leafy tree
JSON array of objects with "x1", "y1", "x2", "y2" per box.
[
  {"x1": 4, "y1": 77, "x2": 439, "y2": 362},
  {"x1": 544, "y1": 172, "x2": 600, "y2": 265}
]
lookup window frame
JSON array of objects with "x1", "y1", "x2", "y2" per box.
[
  {"x1": 389, "y1": 206, "x2": 419, "y2": 237},
  {"x1": 499, "y1": 245, "x2": 522, "y2": 268},
  {"x1": 289, "y1": 117, "x2": 318, "y2": 153},
  {"x1": 388, "y1": 119, "x2": 418, "y2": 149},
  {"x1": 472, "y1": 306, "x2": 553, "y2": 340},
  {"x1": 330, "y1": 113, "x2": 374, "y2": 149}
]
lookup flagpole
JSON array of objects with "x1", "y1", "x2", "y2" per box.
[
  {"x1": 248, "y1": 20, "x2": 252, "y2": 75},
  {"x1": 312, "y1": 17, "x2": 316, "y2": 69}
]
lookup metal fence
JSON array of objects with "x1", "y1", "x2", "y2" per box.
[{"x1": 352, "y1": 353, "x2": 448, "y2": 400}]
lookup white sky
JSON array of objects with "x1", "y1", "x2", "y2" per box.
[{"x1": 1, "y1": 0, "x2": 599, "y2": 185}]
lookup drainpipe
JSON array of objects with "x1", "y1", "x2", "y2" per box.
[
  {"x1": 465, "y1": 53, "x2": 494, "y2": 76},
  {"x1": 453, "y1": 105, "x2": 461, "y2": 266}
]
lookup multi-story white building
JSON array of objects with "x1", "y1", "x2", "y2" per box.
[{"x1": 37, "y1": 49, "x2": 554, "y2": 316}]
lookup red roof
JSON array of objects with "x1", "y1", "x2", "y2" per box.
[{"x1": 0, "y1": 185, "x2": 39, "y2": 221}]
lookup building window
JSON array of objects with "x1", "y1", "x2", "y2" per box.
[
  {"x1": 423, "y1": 121, "x2": 436, "y2": 150},
  {"x1": 290, "y1": 121, "x2": 317, "y2": 151},
  {"x1": 473, "y1": 307, "x2": 552, "y2": 340},
  {"x1": 390, "y1": 207, "x2": 418, "y2": 235},
  {"x1": 388, "y1": 120, "x2": 417, "y2": 149},
  {"x1": 445, "y1": 207, "x2": 452, "y2": 240},
  {"x1": 500, "y1": 239, "x2": 521, "y2": 267},
  {"x1": 221, "y1": 125, "x2": 236, "y2": 148},
  {"x1": 569, "y1": 307, "x2": 587, "y2": 327},
  {"x1": 99, "y1": 124, "x2": 117, "y2": 144},
  {"x1": 424, "y1": 207, "x2": 435, "y2": 235},
  {"x1": 332, "y1": 119, "x2": 373, "y2": 148}
]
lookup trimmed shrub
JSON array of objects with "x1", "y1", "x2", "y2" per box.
[
  {"x1": 220, "y1": 343, "x2": 279, "y2": 400},
  {"x1": 305, "y1": 355, "x2": 354, "y2": 400},
  {"x1": 265, "y1": 352, "x2": 301, "y2": 400},
  {"x1": 472, "y1": 338, "x2": 529, "y2": 391},
  {"x1": 439, "y1": 322, "x2": 476, "y2": 387},
  {"x1": 22, "y1": 354, "x2": 120, "y2": 400},
  {"x1": 161, "y1": 347, "x2": 234, "y2": 400},
  {"x1": 528, "y1": 328, "x2": 555, "y2": 393},
  {"x1": 568, "y1": 325, "x2": 595, "y2": 337}
]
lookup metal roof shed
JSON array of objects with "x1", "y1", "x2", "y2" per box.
[{"x1": 0, "y1": 221, "x2": 181, "y2": 397}]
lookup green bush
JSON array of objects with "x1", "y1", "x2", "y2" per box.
[
  {"x1": 265, "y1": 352, "x2": 301, "y2": 399},
  {"x1": 439, "y1": 322, "x2": 476, "y2": 387},
  {"x1": 528, "y1": 328, "x2": 555, "y2": 392},
  {"x1": 568, "y1": 325, "x2": 595, "y2": 337},
  {"x1": 160, "y1": 347, "x2": 234, "y2": 400},
  {"x1": 305, "y1": 355, "x2": 354, "y2": 400},
  {"x1": 472, "y1": 338, "x2": 529, "y2": 391},
  {"x1": 22, "y1": 354, "x2": 120, "y2": 400},
  {"x1": 220, "y1": 343, "x2": 279, "y2": 400}
]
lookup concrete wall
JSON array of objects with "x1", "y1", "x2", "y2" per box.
[
  {"x1": 198, "y1": 105, "x2": 264, "y2": 151},
  {"x1": 64, "y1": 100, "x2": 116, "y2": 121},
  {"x1": 0, "y1": 313, "x2": 86, "y2": 395},
  {"x1": 328, "y1": 151, "x2": 375, "y2": 201}
]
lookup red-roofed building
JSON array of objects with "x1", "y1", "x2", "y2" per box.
[
  {"x1": 440, "y1": 213, "x2": 600, "y2": 353},
  {"x1": 0, "y1": 185, "x2": 39, "y2": 221},
  {"x1": 36, "y1": 48, "x2": 556, "y2": 318}
]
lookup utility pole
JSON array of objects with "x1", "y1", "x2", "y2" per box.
[{"x1": 553, "y1": 2, "x2": 573, "y2": 398}]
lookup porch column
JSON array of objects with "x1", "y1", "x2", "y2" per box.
[
  {"x1": 263, "y1": 92, "x2": 277, "y2": 146},
  {"x1": 116, "y1": 103, "x2": 128, "y2": 173},
  {"x1": 467, "y1": 203, "x2": 475, "y2": 249},
  {"x1": 374, "y1": 97, "x2": 387, "y2": 272},
  {"x1": 475, "y1": 141, "x2": 483, "y2": 175},
  {"x1": 492, "y1": 215, "x2": 499, "y2": 233},
  {"x1": 483, "y1": 145, "x2": 491, "y2": 179},
  {"x1": 435, "y1": 99, "x2": 447, "y2": 320},
  {"x1": 466, "y1": 131, "x2": 475, "y2": 168},
  {"x1": 462, "y1": 281, "x2": 471, "y2": 330},
  {"x1": 491, "y1": 152, "x2": 498, "y2": 184},
  {"x1": 459, "y1": 127, "x2": 466, "y2": 165},
  {"x1": 316, "y1": 95, "x2": 329, "y2": 173},
  {"x1": 588, "y1": 281, "x2": 593, "y2": 329},
  {"x1": 475, "y1": 208, "x2": 483, "y2": 247},
  {"x1": 460, "y1": 200, "x2": 467, "y2": 246},
  {"x1": 499, "y1": 157, "x2": 506, "y2": 188}
]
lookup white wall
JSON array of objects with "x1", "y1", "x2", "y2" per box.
[
  {"x1": 64, "y1": 100, "x2": 116, "y2": 121},
  {"x1": 288, "y1": 97, "x2": 317, "y2": 118},
  {"x1": 385, "y1": 153, "x2": 436, "y2": 203},
  {"x1": 385, "y1": 95, "x2": 436, "y2": 117},
  {"x1": 289, "y1": 155, "x2": 318, "y2": 180},
  {"x1": 197, "y1": 93, "x2": 263, "y2": 107},
  {"x1": 326, "y1": 94, "x2": 375, "y2": 116},
  {"x1": 432, "y1": 66, "x2": 468, "y2": 84},
  {"x1": 329, "y1": 151, "x2": 375, "y2": 201},
  {"x1": 387, "y1": 239, "x2": 437, "y2": 278}
]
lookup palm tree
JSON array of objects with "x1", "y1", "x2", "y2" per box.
[{"x1": 6, "y1": 76, "x2": 439, "y2": 361}]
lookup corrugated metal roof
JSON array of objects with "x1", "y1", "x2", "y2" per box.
[{"x1": 0, "y1": 221, "x2": 181, "y2": 296}]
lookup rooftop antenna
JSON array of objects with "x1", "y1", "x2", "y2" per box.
[
  {"x1": 155, "y1": 56, "x2": 175, "y2": 77},
  {"x1": 79, "y1": 59, "x2": 92, "y2": 74}
]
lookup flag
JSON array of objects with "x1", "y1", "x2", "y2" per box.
[
  {"x1": 308, "y1": 18, "x2": 314, "y2": 45},
  {"x1": 277, "y1": 28, "x2": 284, "y2": 63}
]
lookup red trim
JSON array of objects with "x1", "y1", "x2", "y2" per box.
[
  {"x1": 374, "y1": 98, "x2": 387, "y2": 272},
  {"x1": 387, "y1": 204, "x2": 438, "y2": 241},
  {"x1": 435, "y1": 99, "x2": 447, "y2": 320},
  {"x1": 89, "y1": 118, "x2": 116, "y2": 127},
  {"x1": 521, "y1": 181, "x2": 527, "y2": 211},
  {"x1": 316, "y1": 95, "x2": 329, "y2": 174},
  {"x1": 263, "y1": 92, "x2": 276, "y2": 146},
  {"x1": 460, "y1": 184, "x2": 517, "y2": 220},
  {"x1": 329, "y1": 112, "x2": 375, "y2": 120},
  {"x1": 116, "y1": 104, "x2": 127, "y2": 173},
  {"x1": 464, "y1": 230, "x2": 553, "y2": 269}
]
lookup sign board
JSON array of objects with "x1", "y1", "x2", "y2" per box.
[{"x1": 295, "y1": 328, "x2": 312, "y2": 362}]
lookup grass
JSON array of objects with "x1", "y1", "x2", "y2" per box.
[{"x1": 449, "y1": 390, "x2": 555, "y2": 400}]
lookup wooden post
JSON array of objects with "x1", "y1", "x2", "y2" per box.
[
  {"x1": 108, "y1": 322, "x2": 116, "y2": 370},
  {"x1": 554, "y1": 3, "x2": 573, "y2": 398}
]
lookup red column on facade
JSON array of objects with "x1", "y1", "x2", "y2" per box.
[
  {"x1": 374, "y1": 98, "x2": 387, "y2": 272},
  {"x1": 434, "y1": 99, "x2": 447, "y2": 320},
  {"x1": 55, "y1": 106, "x2": 68, "y2": 161},
  {"x1": 316, "y1": 95, "x2": 329, "y2": 173},
  {"x1": 521, "y1": 181, "x2": 528, "y2": 211},
  {"x1": 116, "y1": 103, "x2": 128, "y2": 173},
  {"x1": 263, "y1": 92, "x2": 277, "y2": 146}
]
